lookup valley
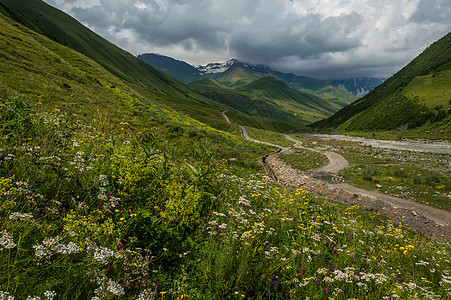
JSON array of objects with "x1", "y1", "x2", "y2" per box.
[
  {"x1": 233, "y1": 116, "x2": 451, "y2": 241},
  {"x1": 0, "y1": 1, "x2": 450, "y2": 299}
]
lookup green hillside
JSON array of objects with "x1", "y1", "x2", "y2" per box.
[
  {"x1": 1, "y1": 3, "x2": 450, "y2": 300},
  {"x1": 0, "y1": 0, "x2": 238, "y2": 130},
  {"x1": 213, "y1": 65, "x2": 357, "y2": 106},
  {"x1": 213, "y1": 65, "x2": 263, "y2": 88},
  {"x1": 312, "y1": 32, "x2": 451, "y2": 136},
  {"x1": 138, "y1": 53, "x2": 202, "y2": 83},
  {"x1": 190, "y1": 76, "x2": 343, "y2": 126},
  {"x1": 190, "y1": 79, "x2": 309, "y2": 130},
  {"x1": 309, "y1": 85, "x2": 358, "y2": 108},
  {"x1": 268, "y1": 70, "x2": 357, "y2": 105}
]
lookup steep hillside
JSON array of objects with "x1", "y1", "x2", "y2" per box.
[
  {"x1": 331, "y1": 77, "x2": 386, "y2": 98},
  {"x1": 312, "y1": 33, "x2": 451, "y2": 135},
  {"x1": 138, "y1": 54, "x2": 357, "y2": 106},
  {"x1": 1, "y1": 5, "x2": 450, "y2": 300},
  {"x1": 189, "y1": 79, "x2": 308, "y2": 129},
  {"x1": 213, "y1": 64, "x2": 264, "y2": 88},
  {"x1": 190, "y1": 76, "x2": 342, "y2": 125},
  {"x1": 0, "y1": 8, "x2": 133, "y2": 121},
  {"x1": 0, "y1": 0, "x2": 234, "y2": 129},
  {"x1": 138, "y1": 53, "x2": 202, "y2": 83}
]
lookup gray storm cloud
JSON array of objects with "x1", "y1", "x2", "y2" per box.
[{"x1": 43, "y1": 0, "x2": 450, "y2": 79}]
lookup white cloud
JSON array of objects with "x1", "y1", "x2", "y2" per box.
[{"x1": 43, "y1": 0, "x2": 450, "y2": 79}]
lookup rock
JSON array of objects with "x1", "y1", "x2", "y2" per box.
[
  {"x1": 412, "y1": 211, "x2": 418, "y2": 217},
  {"x1": 376, "y1": 184, "x2": 382, "y2": 188}
]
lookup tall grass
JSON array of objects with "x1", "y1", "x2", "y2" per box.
[{"x1": 0, "y1": 95, "x2": 450, "y2": 299}]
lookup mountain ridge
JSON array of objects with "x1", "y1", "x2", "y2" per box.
[
  {"x1": 311, "y1": 32, "x2": 451, "y2": 135},
  {"x1": 330, "y1": 77, "x2": 386, "y2": 98},
  {"x1": 138, "y1": 54, "x2": 358, "y2": 105}
]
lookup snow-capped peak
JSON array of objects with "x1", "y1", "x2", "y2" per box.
[{"x1": 196, "y1": 58, "x2": 240, "y2": 74}]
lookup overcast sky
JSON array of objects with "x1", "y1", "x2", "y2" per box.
[{"x1": 43, "y1": 0, "x2": 450, "y2": 79}]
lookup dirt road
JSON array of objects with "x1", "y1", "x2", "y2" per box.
[
  {"x1": 221, "y1": 111, "x2": 231, "y2": 124},
  {"x1": 284, "y1": 135, "x2": 349, "y2": 174},
  {"x1": 245, "y1": 131, "x2": 451, "y2": 242},
  {"x1": 239, "y1": 125, "x2": 280, "y2": 147}
]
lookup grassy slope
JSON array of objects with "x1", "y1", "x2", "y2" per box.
[
  {"x1": 310, "y1": 85, "x2": 358, "y2": 108},
  {"x1": 0, "y1": 11, "x2": 134, "y2": 124},
  {"x1": 212, "y1": 65, "x2": 264, "y2": 88},
  {"x1": 268, "y1": 70, "x2": 357, "y2": 105},
  {"x1": 215, "y1": 65, "x2": 357, "y2": 106},
  {"x1": 312, "y1": 33, "x2": 451, "y2": 136},
  {"x1": 190, "y1": 74, "x2": 345, "y2": 127},
  {"x1": 1, "y1": 8, "x2": 450, "y2": 300},
  {"x1": 0, "y1": 0, "x2": 244, "y2": 130},
  {"x1": 189, "y1": 79, "x2": 309, "y2": 130},
  {"x1": 238, "y1": 76, "x2": 341, "y2": 122},
  {"x1": 137, "y1": 53, "x2": 202, "y2": 84}
]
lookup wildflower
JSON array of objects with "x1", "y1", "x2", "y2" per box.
[
  {"x1": 8, "y1": 212, "x2": 33, "y2": 221},
  {"x1": 44, "y1": 291, "x2": 56, "y2": 300},
  {"x1": 0, "y1": 291, "x2": 15, "y2": 300},
  {"x1": 93, "y1": 246, "x2": 115, "y2": 264},
  {"x1": 137, "y1": 289, "x2": 155, "y2": 300},
  {"x1": 107, "y1": 280, "x2": 125, "y2": 296},
  {"x1": 99, "y1": 175, "x2": 109, "y2": 186},
  {"x1": 323, "y1": 288, "x2": 328, "y2": 293},
  {"x1": 0, "y1": 230, "x2": 16, "y2": 250},
  {"x1": 32, "y1": 244, "x2": 51, "y2": 258}
]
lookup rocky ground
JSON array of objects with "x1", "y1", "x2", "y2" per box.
[
  {"x1": 262, "y1": 148, "x2": 451, "y2": 243},
  {"x1": 226, "y1": 114, "x2": 451, "y2": 242}
]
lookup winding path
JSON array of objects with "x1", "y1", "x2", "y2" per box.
[
  {"x1": 284, "y1": 135, "x2": 349, "y2": 174},
  {"x1": 223, "y1": 111, "x2": 451, "y2": 241},
  {"x1": 221, "y1": 111, "x2": 231, "y2": 124}
]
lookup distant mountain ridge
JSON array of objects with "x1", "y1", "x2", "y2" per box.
[
  {"x1": 137, "y1": 53, "x2": 201, "y2": 83},
  {"x1": 330, "y1": 77, "x2": 386, "y2": 98},
  {"x1": 188, "y1": 75, "x2": 340, "y2": 126},
  {"x1": 138, "y1": 54, "x2": 357, "y2": 105}
]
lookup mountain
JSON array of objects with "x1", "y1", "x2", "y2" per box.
[
  {"x1": 0, "y1": 0, "x2": 237, "y2": 130},
  {"x1": 189, "y1": 75, "x2": 342, "y2": 126},
  {"x1": 137, "y1": 53, "x2": 202, "y2": 83},
  {"x1": 138, "y1": 54, "x2": 357, "y2": 106},
  {"x1": 330, "y1": 77, "x2": 386, "y2": 98},
  {"x1": 312, "y1": 33, "x2": 451, "y2": 134}
]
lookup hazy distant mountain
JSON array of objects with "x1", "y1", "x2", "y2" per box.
[
  {"x1": 189, "y1": 75, "x2": 342, "y2": 126},
  {"x1": 139, "y1": 54, "x2": 357, "y2": 105},
  {"x1": 330, "y1": 77, "x2": 386, "y2": 98},
  {"x1": 137, "y1": 53, "x2": 202, "y2": 83},
  {"x1": 312, "y1": 32, "x2": 451, "y2": 133}
]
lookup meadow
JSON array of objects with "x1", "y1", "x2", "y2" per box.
[{"x1": 1, "y1": 91, "x2": 450, "y2": 300}]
